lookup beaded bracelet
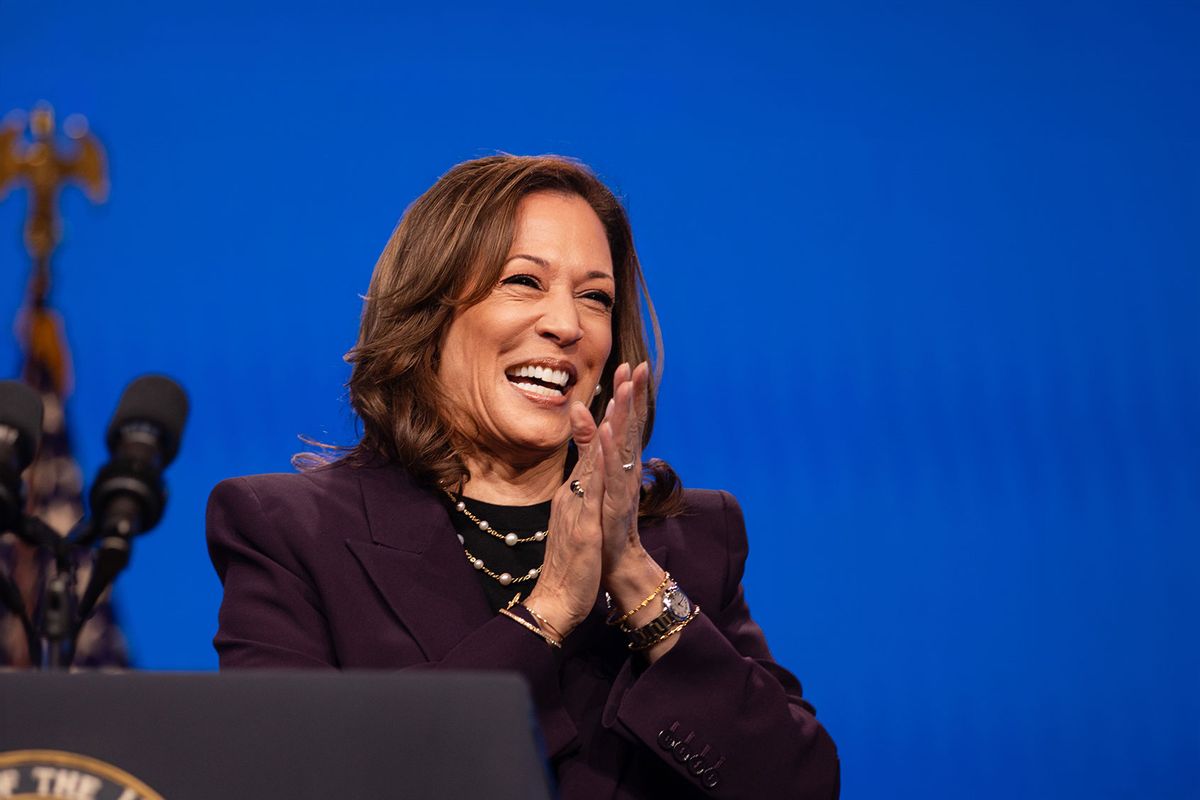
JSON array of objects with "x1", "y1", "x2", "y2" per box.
[
  {"x1": 627, "y1": 606, "x2": 701, "y2": 652},
  {"x1": 605, "y1": 571, "x2": 672, "y2": 627},
  {"x1": 499, "y1": 607, "x2": 562, "y2": 649}
]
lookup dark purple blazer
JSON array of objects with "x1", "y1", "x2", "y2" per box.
[{"x1": 207, "y1": 462, "x2": 839, "y2": 799}]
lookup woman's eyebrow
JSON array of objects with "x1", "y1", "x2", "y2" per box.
[
  {"x1": 505, "y1": 253, "x2": 549, "y2": 268},
  {"x1": 506, "y1": 254, "x2": 613, "y2": 282}
]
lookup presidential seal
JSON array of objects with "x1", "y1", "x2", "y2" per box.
[{"x1": 0, "y1": 750, "x2": 163, "y2": 800}]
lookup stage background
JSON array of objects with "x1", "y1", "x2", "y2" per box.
[{"x1": 2, "y1": 2, "x2": 1196, "y2": 798}]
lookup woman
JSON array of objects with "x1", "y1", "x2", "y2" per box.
[{"x1": 207, "y1": 155, "x2": 839, "y2": 798}]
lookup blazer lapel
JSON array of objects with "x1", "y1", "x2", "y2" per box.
[{"x1": 344, "y1": 465, "x2": 492, "y2": 662}]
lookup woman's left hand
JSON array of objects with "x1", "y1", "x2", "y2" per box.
[
  {"x1": 597, "y1": 362, "x2": 683, "y2": 661},
  {"x1": 597, "y1": 362, "x2": 663, "y2": 590}
]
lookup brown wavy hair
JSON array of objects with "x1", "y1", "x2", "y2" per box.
[{"x1": 306, "y1": 155, "x2": 684, "y2": 519}]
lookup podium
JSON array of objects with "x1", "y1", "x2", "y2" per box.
[{"x1": 0, "y1": 671, "x2": 554, "y2": 799}]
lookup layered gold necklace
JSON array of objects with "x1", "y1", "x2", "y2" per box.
[{"x1": 444, "y1": 490, "x2": 548, "y2": 587}]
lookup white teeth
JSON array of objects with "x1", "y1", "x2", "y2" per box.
[
  {"x1": 509, "y1": 364, "x2": 570, "y2": 387},
  {"x1": 512, "y1": 381, "x2": 563, "y2": 398}
]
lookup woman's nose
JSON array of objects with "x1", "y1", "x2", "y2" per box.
[{"x1": 535, "y1": 292, "x2": 584, "y2": 346}]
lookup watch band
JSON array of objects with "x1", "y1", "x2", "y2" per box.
[
  {"x1": 627, "y1": 606, "x2": 699, "y2": 651},
  {"x1": 624, "y1": 583, "x2": 694, "y2": 649}
]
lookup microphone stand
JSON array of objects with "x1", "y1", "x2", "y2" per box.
[
  {"x1": 3, "y1": 513, "x2": 128, "y2": 670},
  {"x1": 22, "y1": 514, "x2": 79, "y2": 670},
  {"x1": 72, "y1": 522, "x2": 132, "y2": 640},
  {"x1": 42, "y1": 568, "x2": 75, "y2": 669}
]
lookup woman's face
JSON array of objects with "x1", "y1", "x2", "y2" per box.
[{"x1": 438, "y1": 191, "x2": 616, "y2": 462}]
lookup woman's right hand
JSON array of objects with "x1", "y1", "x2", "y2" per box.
[{"x1": 522, "y1": 400, "x2": 607, "y2": 639}]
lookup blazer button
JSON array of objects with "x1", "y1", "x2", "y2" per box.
[
  {"x1": 658, "y1": 723, "x2": 681, "y2": 751},
  {"x1": 700, "y1": 757, "x2": 725, "y2": 790}
]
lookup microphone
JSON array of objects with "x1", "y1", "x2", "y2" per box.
[
  {"x1": 0, "y1": 380, "x2": 44, "y2": 536},
  {"x1": 88, "y1": 375, "x2": 189, "y2": 539},
  {"x1": 72, "y1": 375, "x2": 188, "y2": 639}
]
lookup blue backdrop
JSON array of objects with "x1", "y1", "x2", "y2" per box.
[{"x1": 2, "y1": 2, "x2": 1197, "y2": 797}]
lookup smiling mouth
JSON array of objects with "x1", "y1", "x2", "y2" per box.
[{"x1": 505, "y1": 363, "x2": 574, "y2": 398}]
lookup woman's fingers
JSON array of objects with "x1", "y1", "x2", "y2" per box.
[
  {"x1": 530, "y1": 364, "x2": 651, "y2": 633},
  {"x1": 593, "y1": 362, "x2": 647, "y2": 510},
  {"x1": 564, "y1": 400, "x2": 606, "y2": 531},
  {"x1": 597, "y1": 393, "x2": 642, "y2": 573},
  {"x1": 533, "y1": 404, "x2": 607, "y2": 632},
  {"x1": 629, "y1": 361, "x2": 650, "y2": 453},
  {"x1": 582, "y1": 434, "x2": 605, "y2": 501},
  {"x1": 610, "y1": 364, "x2": 644, "y2": 478},
  {"x1": 571, "y1": 361, "x2": 645, "y2": 487},
  {"x1": 599, "y1": 418, "x2": 632, "y2": 497},
  {"x1": 569, "y1": 399, "x2": 599, "y2": 450},
  {"x1": 603, "y1": 364, "x2": 635, "y2": 459},
  {"x1": 612, "y1": 361, "x2": 632, "y2": 394}
]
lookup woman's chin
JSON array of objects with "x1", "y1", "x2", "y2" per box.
[{"x1": 496, "y1": 424, "x2": 571, "y2": 458}]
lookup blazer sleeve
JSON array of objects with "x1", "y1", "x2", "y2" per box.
[
  {"x1": 206, "y1": 476, "x2": 582, "y2": 757},
  {"x1": 599, "y1": 491, "x2": 840, "y2": 799}
]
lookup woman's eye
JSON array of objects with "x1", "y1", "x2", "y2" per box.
[
  {"x1": 583, "y1": 291, "x2": 615, "y2": 309},
  {"x1": 501, "y1": 274, "x2": 541, "y2": 290}
]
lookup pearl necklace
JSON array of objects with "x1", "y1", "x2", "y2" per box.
[
  {"x1": 445, "y1": 491, "x2": 548, "y2": 587},
  {"x1": 463, "y1": 545, "x2": 541, "y2": 587},
  {"x1": 443, "y1": 490, "x2": 548, "y2": 546}
]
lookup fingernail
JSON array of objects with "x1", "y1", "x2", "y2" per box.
[{"x1": 606, "y1": 399, "x2": 615, "y2": 416}]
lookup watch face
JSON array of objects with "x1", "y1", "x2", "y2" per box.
[{"x1": 663, "y1": 586, "x2": 692, "y2": 620}]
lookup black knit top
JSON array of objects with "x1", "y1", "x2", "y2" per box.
[{"x1": 441, "y1": 494, "x2": 552, "y2": 612}]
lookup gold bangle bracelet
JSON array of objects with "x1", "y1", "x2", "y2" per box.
[
  {"x1": 499, "y1": 607, "x2": 562, "y2": 649},
  {"x1": 606, "y1": 571, "x2": 672, "y2": 627},
  {"x1": 628, "y1": 606, "x2": 701, "y2": 652},
  {"x1": 523, "y1": 606, "x2": 565, "y2": 642}
]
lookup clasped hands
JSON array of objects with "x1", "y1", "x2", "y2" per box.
[{"x1": 523, "y1": 362, "x2": 670, "y2": 645}]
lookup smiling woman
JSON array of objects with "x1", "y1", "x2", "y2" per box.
[
  {"x1": 437, "y1": 193, "x2": 616, "y2": 468},
  {"x1": 206, "y1": 155, "x2": 840, "y2": 799},
  {"x1": 341, "y1": 157, "x2": 664, "y2": 493}
]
